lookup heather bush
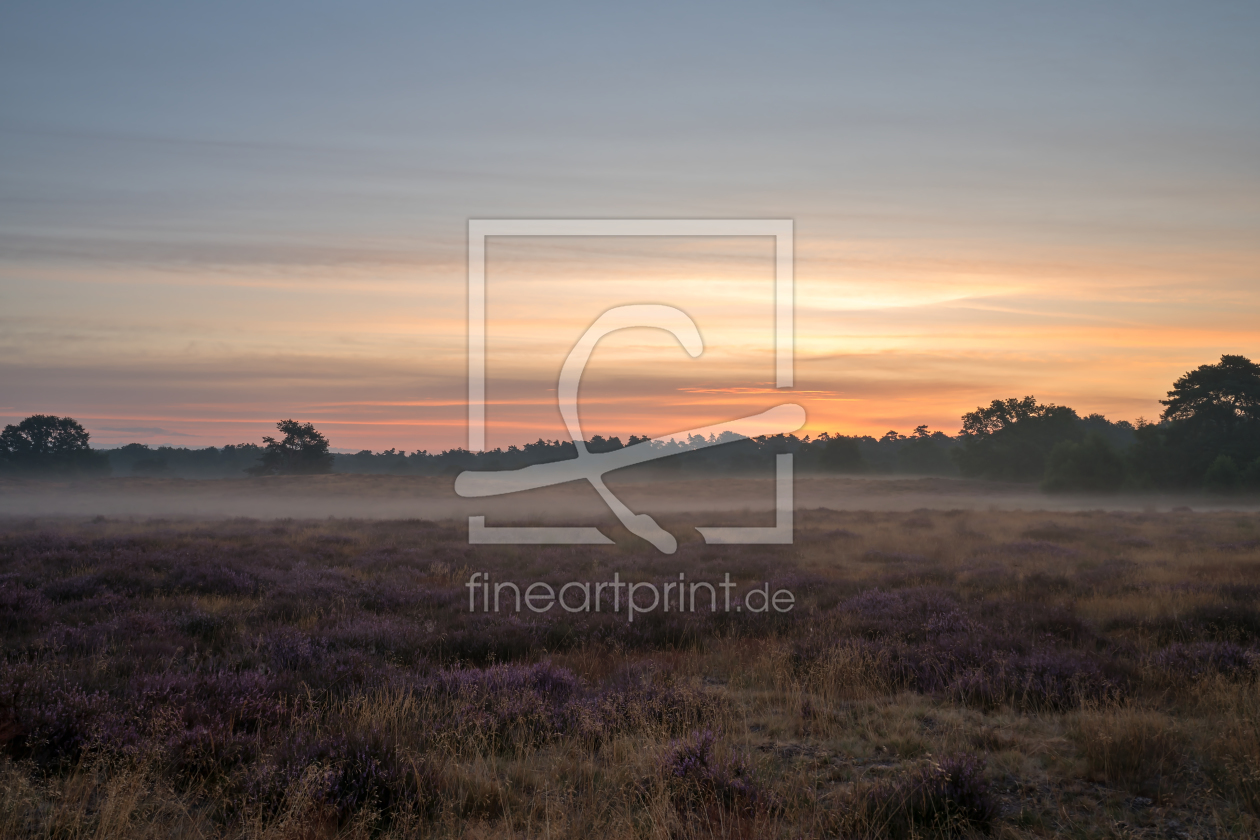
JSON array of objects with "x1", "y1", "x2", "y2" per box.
[
  {"x1": 0, "y1": 581, "x2": 51, "y2": 632},
  {"x1": 423, "y1": 662, "x2": 587, "y2": 747},
  {"x1": 0, "y1": 669, "x2": 112, "y2": 770},
  {"x1": 421, "y1": 662, "x2": 719, "y2": 750},
  {"x1": 262, "y1": 627, "x2": 328, "y2": 672},
  {"x1": 246, "y1": 729, "x2": 426, "y2": 821},
  {"x1": 175, "y1": 609, "x2": 233, "y2": 644},
  {"x1": 1189, "y1": 603, "x2": 1260, "y2": 642},
  {"x1": 1, "y1": 511, "x2": 1258, "y2": 836},
  {"x1": 660, "y1": 729, "x2": 767, "y2": 819},
  {"x1": 164, "y1": 563, "x2": 257, "y2": 596},
  {"x1": 945, "y1": 649, "x2": 1124, "y2": 710},
  {"x1": 1152, "y1": 642, "x2": 1257, "y2": 681},
  {"x1": 840, "y1": 587, "x2": 964, "y2": 642},
  {"x1": 829, "y1": 586, "x2": 1122, "y2": 708},
  {"x1": 0, "y1": 661, "x2": 296, "y2": 774}
]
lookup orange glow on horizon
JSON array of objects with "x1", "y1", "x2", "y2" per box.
[{"x1": 3, "y1": 232, "x2": 1256, "y2": 452}]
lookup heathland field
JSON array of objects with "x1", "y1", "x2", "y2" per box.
[{"x1": 1, "y1": 500, "x2": 1258, "y2": 838}]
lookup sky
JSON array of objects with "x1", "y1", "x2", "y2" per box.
[{"x1": 1, "y1": 1, "x2": 1258, "y2": 452}]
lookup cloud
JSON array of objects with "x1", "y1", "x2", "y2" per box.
[{"x1": 93, "y1": 425, "x2": 194, "y2": 436}]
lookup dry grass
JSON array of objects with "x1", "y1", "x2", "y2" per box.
[
  {"x1": 0, "y1": 504, "x2": 1258, "y2": 837},
  {"x1": 1069, "y1": 707, "x2": 1185, "y2": 798}
]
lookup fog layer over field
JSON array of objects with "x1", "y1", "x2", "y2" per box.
[{"x1": 0, "y1": 474, "x2": 1257, "y2": 522}]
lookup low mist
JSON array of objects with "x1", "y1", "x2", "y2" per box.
[{"x1": 2, "y1": 473, "x2": 1255, "y2": 524}]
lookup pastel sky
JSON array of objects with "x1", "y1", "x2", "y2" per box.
[{"x1": 2, "y1": 1, "x2": 1258, "y2": 452}]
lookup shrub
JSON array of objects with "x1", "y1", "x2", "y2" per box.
[
  {"x1": 420, "y1": 662, "x2": 718, "y2": 751},
  {"x1": 0, "y1": 582, "x2": 52, "y2": 632},
  {"x1": 857, "y1": 753, "x2": 995, "y2": 838},
  {"x1": 660, "y1": 730, "x2": 767, "y2": 818},
  {"x1": 1153, "y1": 642, "x2": 1257, "y2": 681},
  {"x1": 1189, "y1": 603, "x2": 1260, "y2": 643},
  {"x1": 246, "y1": 730, "x2": 426, "y2": 821},
  {"x1": 947, "y1": 650, "x2": 1123, "y2": 711}
]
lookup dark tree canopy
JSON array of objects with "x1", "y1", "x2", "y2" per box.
[
  {"x1": 1160, "y1": 354, "x2": 1260, "y2": 424},
  {"x1": 0, "y1": 415, "x2": 108, "y2": 475},
  {"x1": 1, "y1": 414, "x2": 90, "y2": 454},
  {"x1": 1130, "y1": 354, "x2": 1260, "y2": 489},
  {"x1": 9, "y1": 354, "x2": 1252, "y2": 491},
  {"x1": 896, "y1": 426, "x2": 956, "y2": 475},
  {"x1": 106, "y1": 442, "x2": 265, "y2": 478},
  {"x1": 1042, "y1": 433, "x2": 1126, "y2": 493},
  {"x1": 954, "y1": 397, "x2": 1083, "y2": 482},
  {"x1": 248, "y1": 420, "x2": 334, "y2": 476},
  {"x1": 959, "y1": 396, "x2": 1053, "y2": 437},
  {"x1": 815, "y1": 432, "x2": 866, "y2": 472}
]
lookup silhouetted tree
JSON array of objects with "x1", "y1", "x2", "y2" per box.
[
  {"x1": 1042, "y1": 433, "x2": 1126, "y2": 493},
  {"x1": 896, "y1": 425, "x2": 957, "y2": 475},
  {"x1": 0, "y1": 415, "x2": 109, "y2": 475},
  {"x1": 105, "y1": 442, "x2": 265, "y2": 478},
  {"x1": 953, "y1": 397, "x2": 1081, "y2": 482},
  {"x1": 815, "y1": 433, "x2": 866, "y2": 472},
  {"x1": 1131, "y1": 355, "x2": 1260, "y2": 489},
  {"x1": 1243, "y1": 456, "x2": 1260, "y2": 492},
  {"x1": 1079, "y1": 413, "x2": 1137, "y2": 450},
  {"x1": 1161, "y1": 354, "x2": 1260, "y2": 424},
  {"x1": 247, "y1": 420, "x2": 334, "y2": 476}
]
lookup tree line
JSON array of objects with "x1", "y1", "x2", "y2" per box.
[
  {"x1": 3, "y1": 355, "x2": 1258, "y2": 493},
  {"x1": 949, "y1": 355, "x2": 1260, "y2": 493}
]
